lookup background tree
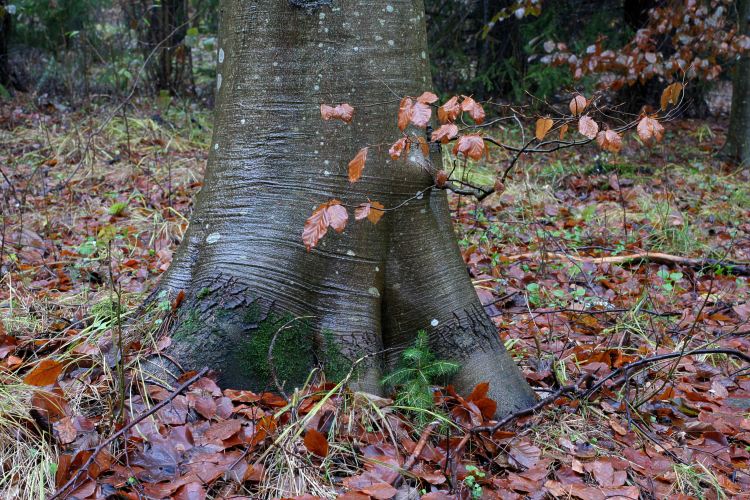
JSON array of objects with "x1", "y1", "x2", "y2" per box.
[
  {"x1": 151, "y1": 0, "x2": 537, "y2": 415},
  {"x1": 725, "y1": 0, "x2": 750, "y2": 164}
]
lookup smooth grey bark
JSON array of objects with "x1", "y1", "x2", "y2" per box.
[
  {"x1": 154, "y1": 0, "x2": 536, "y2": 415},
  {"x1": 725, "y1": 0, "x2": 750, "y2": 165}
]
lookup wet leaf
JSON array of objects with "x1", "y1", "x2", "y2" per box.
[
  {"x1": 438, "y1": 96, "x2": 461, "y2": 123},
  {"x1": 410, "y1": 102, "x2": 432, "y2": 128},
  {"x1": 302, "y1": 200, "x2": 349, "y2": 250},
  {"x1": 304, "y1": 428, "x2": 329, "y2": 457},
  {"x1": 320, "y1": 103, "x2": 355, "y2": 123},
  {"x1": 596, "y1": 129, "x2": 622, "y2": 153},
  {"x1": 355, "y1": 201, "x2": 384, "y2": 224},
  {"x1": 416, "y1": 91, "x2": 438, "y2": 104},
  {"x1": 348, "y1": 147, "x2": 368, "y2": 183},
  {"x1": 460, "y1": 96, "x2": 485, "y2": 124},
  {"x1": 24, "y1": 358, "x2": 64, "y2": 386},
  {"x1": 431, "y1": 123, "x2": 459, "y2": 144},
  {"x1": 398, "y1": 97, "x2": 413, "y2": 131},
  {"x1": 535, "y1": 117, "x2": 554, "y2": 141},
  {"x1": 452, "y1": 135, "x2": 485, "y2": 160},
  {"x1": 389, "y1": 137, "x2": 409, "y2": 160},
  {"x1": 578, "y1": 115, "x2": 599, "y2": 139},
  {"x1": 435, "y1": 170, "x2": 449, "y2": 187},
  {"x1": 637, "y1": 116, "x2": 664, "y2": 144},
  {"x1": 569, "y1": 95, "x2": 588, "y2": 116},
  {"x1": 660, "y1": 82, "x2": 683, "y2": 110}
]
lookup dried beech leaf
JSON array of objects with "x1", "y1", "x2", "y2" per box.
[
  {"x1": 460, "y1": 96, "x2": 485, "y2": 124},
  {"x1": 24, "y1": 358, "x2": 64, "y2": 386},
  {"x1": 438, "y1": 96, "x2": 461, "y2": 123},
  {"x1": 559, "y1": 123, "x2": 569, "y2": 140},
  {"x1": 578, "y1": 115, "x2": 599, "y2": 139},
  {"x1": 569, "y1": 95, "x2": 588, "y2": 116},
  {"x1": 431, "y1": 123, "x2": 459, "y2": 144},
  {"x1": 320, "y1": 103, "x2": 355, "y2": 123},
  {"x1": 637, "y1": 116, "x2": 665, "y2": 144},
  {"x1": 416, "y1": 91, "x2": 438, "y2": 104},
  {"x1": 596, "y1": 129, "x2": 623, "y2": 153},
  {"x1": 398, "y1": 97, "x2": 413, "y2": 131},
  {"x1": 348, "y1": 147, "x2": 368, "y2": 183},
  {"x1": 417, "y1": 136, "x2": 429, "y2": 156},
  {"x1": 302, "y1": 200, "x2": 349, "y2": 251},
  {"x1": 304, "y1": 428, "x2": 329, "y2": 457},
  {"x1": 367, "y1": 201, "x2": 384, "y2": 224},
  {"x1": 660, "y1": 82, "x2": 683, "y2": 110},
  {"x1": 389, "y1": 137, "x2": 409, "y2": 160},
  {"x1": 452, "y1": 135, "x2": 485, "y2": 160},
  {"x1": 435, "y1": 170, "x2": 449, "y2": 187},
  {"x1": 535, "y1": 117, "x2": 554, "y2": 141},
  {"x1": 410, "y1": 102, "x2": 432, "y2": 128}
]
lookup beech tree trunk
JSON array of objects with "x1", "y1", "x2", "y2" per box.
[
  {"x1": 725, "y1": 0, "x2": 750, "y2": 164},
  {"x1": 154, "y1": 0, "x2": 536, "y2": 415}
]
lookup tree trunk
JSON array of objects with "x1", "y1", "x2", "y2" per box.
[
  {"x1": 725, "y1": 0, "x2": 750, "y2": 164},
  {"x1": 153, "y1": 0, "x2": 536, "y2": 416}
]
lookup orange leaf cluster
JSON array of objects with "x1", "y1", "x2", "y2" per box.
[{"x1": 302, "y1": 200, "x2": 349, "y2": 251}]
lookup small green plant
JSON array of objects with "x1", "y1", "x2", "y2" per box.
[
  {"x1": 656, "y1": 269, "x2": 683, "y2": 293},
  {"x1": 463, "y1": 465, "x2": 485, "y2": 499},
  {"x1": 108, "y1": 201, "x2": 128, "y2": 216},
  {"x1": 381, "y1": 330, "x2": 459, "y2": 424},
  {"x1": 526, "y1": 283, "x2": 541, "y2": 308}
]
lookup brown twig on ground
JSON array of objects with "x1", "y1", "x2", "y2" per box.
[
  {"x1": 392, "y1": 420, "x2": 441, "y2": 488},
  {"x1": 504, "y1": 251, "x2": 750, "y2": 275},
  {"x1": 50, "y1": 367, "x2": 209, "y2": 499}
]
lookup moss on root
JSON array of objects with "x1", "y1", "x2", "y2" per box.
[{"x1": 236, "y1": 313, "x2": 351, "y2": 389}]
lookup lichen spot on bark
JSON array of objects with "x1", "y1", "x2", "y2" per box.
[{"x1": 288, "y1": 0, "x2": 333, "y2": 13}]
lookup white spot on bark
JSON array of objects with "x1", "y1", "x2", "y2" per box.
[
  {"x1": 314, "y1": 84, "x2": 320, "y2": 91},
  {"x1": 318, "y1": 43, "x2": 324, "y2": 48},
  {"x1": 421, "y1": 51, "x2": 427, "y2": 59},
  {"x1": 319, "y1": 12, "x2": 325, "y2": 19},
  {"x1": 206, "y1": 232, "x2": 221, "y2": 244},
  {"x1": 324, "y1": 160, "x2": 330, "y2": 165},
  {"x1": 430, "y1": 319, "x2": 439, "y2": 327},
  {"x1": 374, "y1": 35, "x2": 383, "y2": 41},
  {"x1": 218, "y1": 48, "x2": 225, "y2": 63},
  {"x1": 368, "y1": 287, "x2": 380, "y2": 297},
  {"x1": 240, "y1": 118, "x2": 246, "y2": 124},
  {"x1": 416, "y1": 191, "x2": 424, "y2": 199},
  {"x1": 214, "y1": 143, "x2": 219, "y2": 150},
  {"x1": 375, "y1": 266, "x2": 380, "y2": 272},
  {"x1": 216, "y1": 73, "x2": 222, "y2": 90},
  {"x1": 324, "y1": 170, "x2": 331, "y2": 176},
  {"x1": 387, "y1": 40, "x2": 395, "y2": 46},
  {"x1": 346, "y1": 250, "x2": 356, "y2": 256},
  {"x1": 273, "y1": 61, "x2": 278, "y2": 67},
  {"x1": 353, "y1": 47, "x2": 359, "y2": 52},
  {"x1": 386, "y1": 4, "x2": 394, "y2": 12}
]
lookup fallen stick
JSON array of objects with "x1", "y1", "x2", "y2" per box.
[
  {"x1": 392, "y1": 420, "x2": 440, "y2": 488},
  {"x1": 504, "y1": 251, "x2": 750, "y2": 275},
  {"x1": 50, "y1": 367, "x2": 209, "y2": 499}
]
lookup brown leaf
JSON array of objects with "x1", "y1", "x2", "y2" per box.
[
  {"x1": 596, "y1": 129, "x2": 622, "y2": 153},
  {"x1": 416, "y1": 91, "x2": 438, "y2": 104},
  {"x1": 410, "y1": 102, "x2": 432, "y2": 128},
  {"x1": 24, "y1": 358, "x2": 64, "y2": 386},
  {"x1": 460, "y1": 96, "x2": 485, "y2": 124},
  {"x1": 348, "y1": 147, "x2": 368, "y2": 182},
  {"x1": 535, "y1": 117, "x2": 554, "y2": 141},
  {"x1": 452, "y1": 135, "x2": 485, "y2": 160},
  {"x1": 355, "y1": 201, "x2": 385, "y2": 225},
  {"x1": 559, "y1": 123, "x2": 569, "y2": 140},
  {"x1": 438, "y1": 96, "x2": 461, "y2": 123},
  {"x1": 636, "y1": 116, "x2": 664, "y2": 144},
  {"x1": 660, "y1": 82, "x2": 683, "y2": 110},
  {"x1": 417, "y1": 136, "x2": 429, "y2": 156},
  {"x1": 398, "y1": 97, "x2": 413, "y2": 131},
  {"x1": 569, "y1": 95, "x2": 588, "y2": 116},
  {"x1": 320, "y1": 103, "x2": 355, "y2": 123},
  {"x1": 389, "y1": 137, "x2": 409, "y2": 160},
  {"x1": 360, "y1": 482, "x2": 398, "y2": 500},
  {"x1": 431, "y1": 123, "x2": 459, "y2": 143},
  {"x1": 302, "y1": 200, "x2": 349, "y2": 250},
  {"x1": 467, "y1": 382, "x2": 489, "y2": 402},
  {"x1": 304, "y1": 428, "x2": 329, "y2": 457},
  {"x1": 578, "y1": 115, "x2": 599, "y2": 139},
  {"x1": 435, "y1": 170, "x2": 449, "y2": 187}
]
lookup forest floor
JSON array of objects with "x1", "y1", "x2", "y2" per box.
[{"x1": 1, "y1": 94, "x2": 749, "y2": 500}]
